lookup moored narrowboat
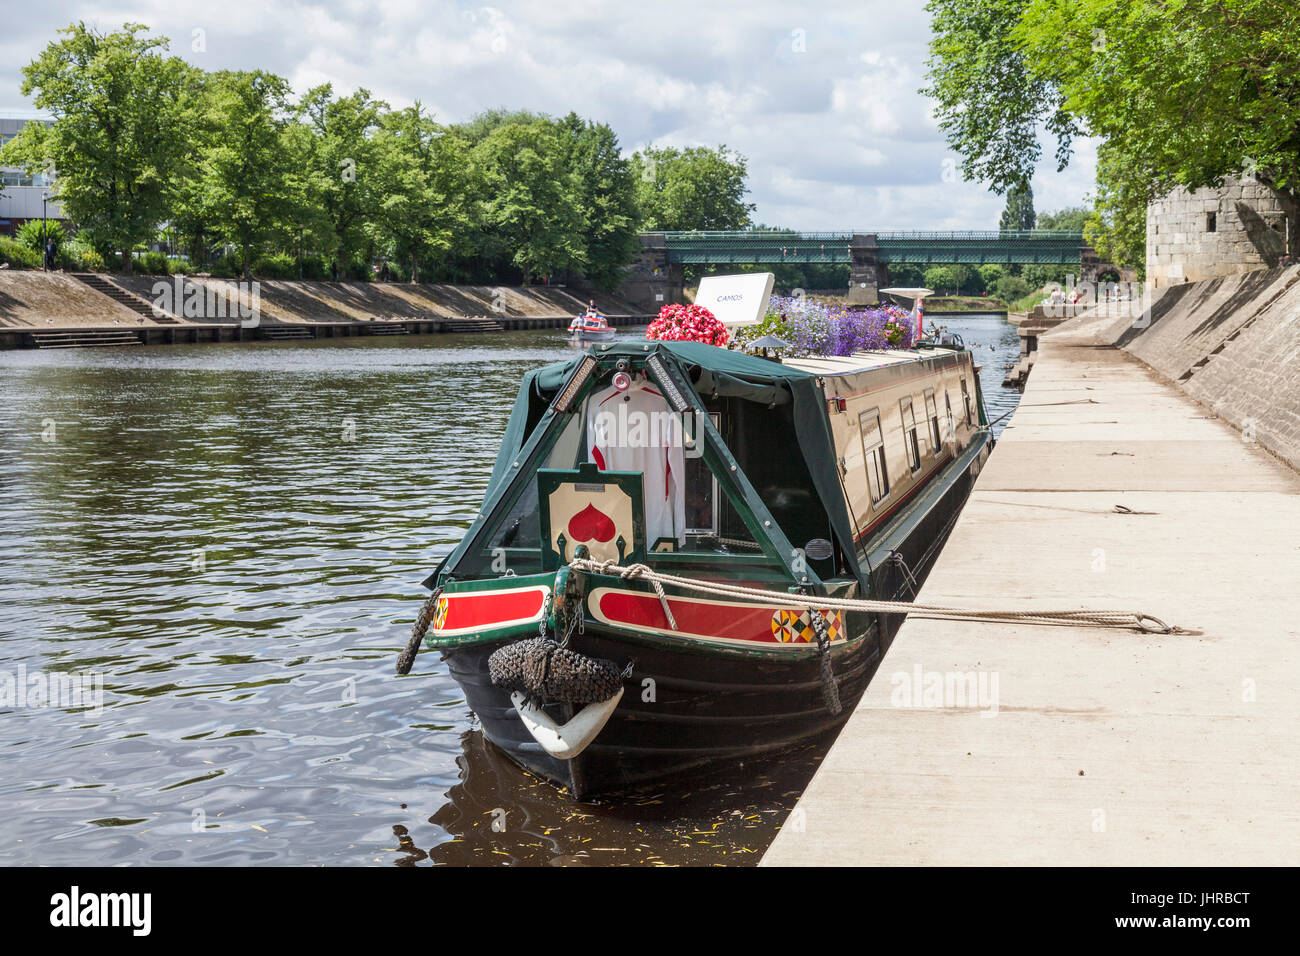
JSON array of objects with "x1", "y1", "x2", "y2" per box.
[{"x1": 417, "y1": 338, "x2": 992, "y2": 798}]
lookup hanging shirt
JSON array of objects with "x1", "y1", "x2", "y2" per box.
[{"x1": 585, "y1": 377, "x2": 686, "y2": 547}]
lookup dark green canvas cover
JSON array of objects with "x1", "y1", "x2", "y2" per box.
[{"x1": 466, "y1": 341, "x2": 864, "y2": 590}]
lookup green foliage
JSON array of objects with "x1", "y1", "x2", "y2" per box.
[
  {"x1": 1021, "y1": 263, "x2": 1074, "y2": 288},
  {"x1": 730, "y1": 309, "x2": 791, "y2": 351},
  {"x1": 923, "y1": 0, "x2": 1079, "y2": 193},
  {"x1": 252, "y1": 252, "x2": 297, "y2": 278},
  {"x1": 884, "y1": 262, "x2": 926, "y2": 288},
  {"x1": 926, "y1": 0, "x2": 1300, "y2": 270},
  {"x1": 369, "y1": 104, "x2": 472, "y2": 284},
  {"x1": 133, "y1": 251, "x2": 170, "y2": 275},
  {"x1": 297, "y1": 84, "x2": 387, "y2": 262},
  {"x1": 632, "y1": 146, "x2": 755, "y2": 231},
  {"x1": 923, "y1": 264, "x2": 976, "y2": 294},
  {"x1": 999, "y1": 183, "x2": 1036, "y2": 230},
  {"x1": 65, "y1": 238, "x2": 104, "y2": 271},
  {"x1": 0, "y1": 236, "x2": 41, "y2": 269},
  {"x1": 208, "y1": 253, "x2": 240, "y2": 279},
  {"x1": 474, "y1": 119, "x2": 586, "y2": 283},
  {"x1": 6, "y1": 22, "x2": 755, "y2": 285},
  {"x1": 994, "y1": 273, "x2": 1032, "y2": 302},
  {"x1": 0, "y1": 23, "x2": 197, "y2": 272},
  {"x1": 16, "y1": 218, "x2": 65, "y2": 251},
  {"x1": 196, "y1": 70, "x2": 295, "y2": 279},
  {"x1": 557, "y1": 113, "x2": 641, "y2": 291},
  {"x1": 1016, "y1": 0, "x2": 1300, "y2": 199},
  {"x1": 1084, "y1": 143, "x2": 1148, "y2": 275},
  {"x1": 976, "y1": 264, "x2": 1005, "y2": 288},
  {"x1": 1037, "y1": 206, "x2": 1090, "y2": 232}
]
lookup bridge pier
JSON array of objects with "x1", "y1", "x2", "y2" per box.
[
  {"x1": 847, "y1": 233, "x2": 882, "y2": 307},
  {"x1": 620, "y1": 234, "x2": 681, "y2": 313}
]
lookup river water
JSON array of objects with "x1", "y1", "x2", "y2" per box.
[{"x1": 0, "y1": 313, "x2": 1019, "y2": 866}]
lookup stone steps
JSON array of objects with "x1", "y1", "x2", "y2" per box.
[
  {"x1": 31, "y1": 329, "x2": 143, "y2": 348},
  {"x1": 70, "y1": 273, "x2": 181, "y2": 324},
  {"x1": 259, "y1": 326, "x2": 316, "y2": 340},
  {"x1": 442, "y1": 316, "x2": 505, "y2": 333}
]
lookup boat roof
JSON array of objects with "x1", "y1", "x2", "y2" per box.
[
  {"x1": 785, "y1": 346, "x2": 964, "y2": 377},
  {"x1": 786, "y1": 349, "x2": 925, "y2": 375}
]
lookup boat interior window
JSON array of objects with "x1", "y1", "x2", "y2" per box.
[
  {"x1": 674, "y1": 394, "x2": 834, "y2": 576},
  {"x1": 483, "y1": 482, "x2": 542, "y2": 573},
  {"x1": 900, "y1": 396, "x2": 922, "y2": 473},
  {"x1": 666, "y1": 405, "x2": 763, "y2": 557},
  {"x1": 859, "y1": 408, "x2": 890, "y2": 507}
]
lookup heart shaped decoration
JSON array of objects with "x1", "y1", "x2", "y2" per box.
[{"x1": 567, "y1": 503, "x2": 616, "y2": 544}]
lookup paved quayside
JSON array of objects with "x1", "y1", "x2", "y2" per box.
[{"x1": 762, "y1": 311, "x2": 1300, "y2": 866}]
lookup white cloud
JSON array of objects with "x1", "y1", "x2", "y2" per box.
[{"x1": 0, "y1": 0, "x2": 1096, "y2": 228}]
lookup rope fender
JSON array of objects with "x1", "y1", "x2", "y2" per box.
[
  {"x1": 567, "y1": 558, "x2": 1180, "y2": 634},
  {"x1": 488, "y1": 638, "x2": 623, "y2": 706}
]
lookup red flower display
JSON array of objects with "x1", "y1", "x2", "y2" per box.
[{"x1": 645, "y1": 303, "x2": 729, "y2": 346}]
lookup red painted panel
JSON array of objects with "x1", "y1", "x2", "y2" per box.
[
  {"x1": 440, "y1": 588, "x2": 546, "y2": 632},
  {"x1": 598, "y1": 591, "x2": 783, "y2": 643}
]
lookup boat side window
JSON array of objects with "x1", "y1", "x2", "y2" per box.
[
  {"x1": 961, "y1": 377, "x2": 974, "y2": 425},
  {"x1": 924, "y1": 388, "x2": 941, "y2": 456},
  {"x1": 858, "y1": 409, "x2": 890, "y2": 506},
  {"x1": 682, "y1": 411, "x2": 719, "y2": 539},
  {"x1": 900, "y1": 396, "x2": 922, "y2": 474},
  {"x1": 944, "y1": 391, "x2": 955, "y2": 444}
]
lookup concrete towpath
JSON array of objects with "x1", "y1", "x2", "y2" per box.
[{"x1": 762, "y1": 319, "x2": 1300, "y2": 866}]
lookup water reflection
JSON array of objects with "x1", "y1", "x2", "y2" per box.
[{"x1": 0, "y1": 317, "x2": 1021, "y2": 866}]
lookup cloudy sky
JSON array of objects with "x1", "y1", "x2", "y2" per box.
[{"x1": 0, "y1": 0, "x2": 1096, "y2": 229}]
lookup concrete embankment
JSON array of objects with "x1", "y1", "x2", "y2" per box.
[
  {"x1": 762, "y1": 272, "x2": 1300, "y2": 866},
  {"x1": 0, "y1": 271, "x2": 649, "y2": 348}
]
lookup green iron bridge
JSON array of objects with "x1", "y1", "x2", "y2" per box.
[
  {"x1": 654, "y1": 230, "x2": 1088, "y2": 265},
  {"x1": 622, "y1": 230, "x2": 1105, "y2": 310}
]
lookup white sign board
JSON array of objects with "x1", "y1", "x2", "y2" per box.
[{"x1": 693, "y1": 272, "x2": 775, "y2": 329}]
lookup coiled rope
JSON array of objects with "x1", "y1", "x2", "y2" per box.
[{"x1": 567, "y1": 558, "x2": 1178, "y2": 634}]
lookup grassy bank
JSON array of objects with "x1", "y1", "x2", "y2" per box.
[{"x1": 922, "y1": 295, "x2": 1009, "y2": 313}]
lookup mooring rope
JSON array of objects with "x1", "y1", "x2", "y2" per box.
[{"x1": 567, "y1": 558, "x2": 1177, "y2": 634}]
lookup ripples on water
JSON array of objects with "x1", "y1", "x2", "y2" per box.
[{"x1": 0, "y1": 315, "x2": 1020, "y2": 865}]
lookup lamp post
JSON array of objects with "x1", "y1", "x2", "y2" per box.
[{"x1": 41, "y1": 191, "x2": 49, "y2": 272}]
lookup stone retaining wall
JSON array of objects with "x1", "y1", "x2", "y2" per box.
[
  {"x1": 1049, "y1": 265, "x2": 1300, "y2": 470},
  {"x1": 1147, "y1": 175, "x2": 1299, "y2": 288}
]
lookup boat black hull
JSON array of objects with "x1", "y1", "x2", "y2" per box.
[{"x1": 443, "y1": 627, "x2": 883, "y2": 800}]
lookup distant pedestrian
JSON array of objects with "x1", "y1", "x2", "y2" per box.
[
  {"x1": 44, "y1": 238, "x2": 56, "y2": 271},
  {"x1": 330, "y1": 259, "x2": 339, "y2": 281}
]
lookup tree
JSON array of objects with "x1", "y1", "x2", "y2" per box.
[
  {"x1": 276, "y1": 120, "x2": 335, "y2": 278},
  {"x1": 994, "y1": 273, "x2": 1032, "y2": 303},
  {"x1": 473, "y1": 120, "x2": 586, "y2": 283},
  {"x1": 1037, "y1": 206, "x2": 1090, "y2": 232},
  {"x1": 924, "y1": 264, "x2": 974, "y2": 295},
  {"x1": 197, "y1": 70, "x2": 295, "y2": 278},
  {"x1": 1084, "y1": 143, "x2": 1148, "y2": 274},
  {"x1": 922, "y1": 0, "x2": 1079, "y2": 194},
  {"x1": 632, "y1": 146, "x2": 755, "y2": 231},
  {"x1": 977, "y1": 264, "x2": 1005, "y2": 288},
  {"x1": 369, "y1": 105, "x2": 472, "y2": 283},
  {"x1": 557, "y1": 113, "x2": 640, "y2": 291},
  {"x1": 999, "y1": 183, "x2": 1036, "y2": 231},
  {"x1": 0, "y1": 23, "x2": 196, "y2": 272},
  {"x1": 298, "y1": 85, "x2": 387, "y2": 266},
  {"x1": 885, "y1": 262, "x2": 926, "y2": 288},
  {"x1": 924, "y1": 0, "x2": 1300, "y2": 268},
  {"x1": 1016, "y1": 0, "x2": 1300, "y2": 203}
]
